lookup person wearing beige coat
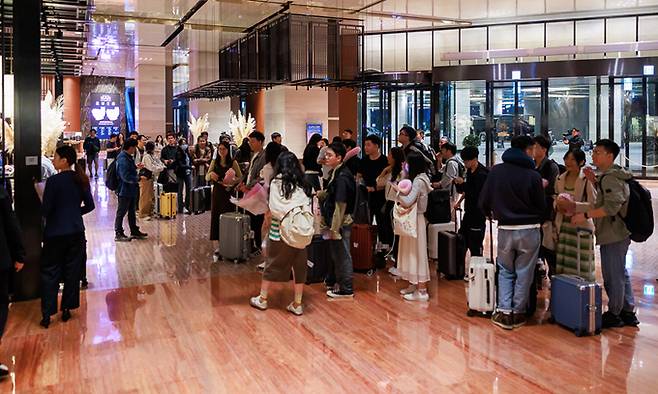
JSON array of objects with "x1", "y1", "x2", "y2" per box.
[{"x1": 553, "y1": 149, "x2": 597, "y2": 281}]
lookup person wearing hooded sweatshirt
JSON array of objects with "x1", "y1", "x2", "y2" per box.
[
  {"x1": 571, "y1": 139, "x2": 639, "y2": 328},
  {"x1": 479, "y1": 135, "x2": 546, "y2": 330}
]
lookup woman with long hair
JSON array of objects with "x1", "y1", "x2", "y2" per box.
[
  {"x1": 261, "y1": 141, "x2": 284, "y2": 188},
  {"x1": 554, "y1": 149, "x2": 597, "y2": 280},
  {"x1": 40, "y1": 145, "x2": 95, "y2": 328},
  {"x1": 250, "y1": 151, "x2": 312, "y2": 316},
  {"x1": 235, "y1": 137, "x2": 252, "y2": 165},
  {"x1": 154, "y1": 135, "x2": 165, "y2": 157},
  {"x1": 302, "y1": 133, "x2": 323, "y2": 192},
  {"x1": 376, "y1": 147, "x2": 405, "y2": 271},
  {"x1": 207, "y1": 141, "x2": 243, "y2": 253},
  {"x1": 396, "y1": 151, "x2": 433, "y2": 301},
  {"x1": 192, "y1": 135, "x2": 212, "y2": 187},
  {"x1": 140, "y1": 141, "x2": 165, "y2": 220}
]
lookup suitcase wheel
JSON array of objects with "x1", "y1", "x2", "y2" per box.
[
  {"x1": 366, "y1": 269, "x2": 374, "y2": 277},
  {"x1": 466, "y1": 309, "x2": 476, "y2": 317},
  {"x1": 595, "y1": 329, "x2": 601, "y2": 335},
  {"x1": 575, "y1": 330, "x2": 584, "y2": 337}
]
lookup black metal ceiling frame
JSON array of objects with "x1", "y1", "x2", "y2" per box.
[
  {"x1": 176, "y1": 79, "x2": 284, "y2": 100},
  {"x1": 1, "y1": 0, "x2": 89, "y2": 76}
]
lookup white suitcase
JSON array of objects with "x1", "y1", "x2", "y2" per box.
[
  {"x1": 467, "y1": 220, "x2": 496, "y2": 316},
  {"x1": 427, "y1": 222, "x2": 455, "y2": 260}
]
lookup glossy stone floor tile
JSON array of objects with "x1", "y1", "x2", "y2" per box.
[{"x1": 0, "y1": 179, "x2": 656, "y2": 393}]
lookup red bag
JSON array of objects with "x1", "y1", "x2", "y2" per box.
[{"x1": 350, "y1": 224, "x2": 377, "y2": 273}]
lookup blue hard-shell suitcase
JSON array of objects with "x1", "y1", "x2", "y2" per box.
[{"x1": 550, "y1": 229, "x2": 602, "y2": 336}]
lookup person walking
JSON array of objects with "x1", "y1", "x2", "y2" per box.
[
  {"x1": 553, "y1": 149, "x2": 596, "y2": 281},
  {"x1": 479, "y1": 135, "x2": 546, "y2": 330},
  {"x1": 139, "y1": 141, "x2": 165, "y2": 220},
  {"x1": 571, "y1": 139, "x2": 639, "y2": 328},
  {"x1": 207, "y1": 141, "x2": 242, "y2": 254},
  {"x1": 250, "y1": 151, "x2": 312, "y2": 316},
  {"x1": 40, "y1": 145, "x2": 95, "y2": 328},
  {"x1": 83, "y1": 129, "x2": 101, "y2": 178},
  {"x1": 114, "y1": 139, "x2": 148, "y2": 242},
  {"x1": 0, "y1": 186, "x2": 25, "y2": 377},
  {"x1": 396, "y1": 151, "x2": 434, "y2": 301}
]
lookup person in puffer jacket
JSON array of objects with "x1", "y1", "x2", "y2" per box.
[
  {"x1": 479, "y1": 135, "x2": 545, "y2": 330},
  {"x1": 250, "y1": 151, "x2": 312, "y2": 316}
]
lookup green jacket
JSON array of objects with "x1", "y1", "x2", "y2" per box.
[{"x1": 593, "y1": 165, "x2": 631, "y2": 245}]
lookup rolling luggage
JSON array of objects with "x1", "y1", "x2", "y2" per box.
[
  {"x1": 190, "y1": 187, "x2": 206, "y2": 214},
  {"x1": 425, "y1": 189, "x2": 451, "y2": 224},
  {"x1": 203, "y1": 186, "x2": 212, "y2": 211},
  {"x1": 437, "y1": 210, "x2": 466, "y2": 280},
  {"x1": 159, "y1": 193, "x2": 177, "y2": 219},
  {"x1": 218, "y1": 212, "x2": 252, "y2": 262},
  {"x1": 306, "y1": 236, "x2": 329, "y2": 284},
  {"x1": 154, "y1": 182, "x2": 164, "y2": 216},
  {"x1": 550, "y1": 228, "x2": 602, "y2": 336},
  {"x1": 467, "y1": 220, "x2": 496, "y2": 316},
  {"x1": 350, "y1": 223, "x2": 378, "y2": 274},
  {"x1": 428, "y1": 222, "x2": 455, "y2": 260}
]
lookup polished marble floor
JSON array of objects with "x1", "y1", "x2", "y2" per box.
[{"x1": 1, "y1": 178, "x2": 658, "y2": 393}]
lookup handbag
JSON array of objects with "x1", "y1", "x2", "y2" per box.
[{"x1": 393, "y1": 202, "x2": 418, "y2": 238}]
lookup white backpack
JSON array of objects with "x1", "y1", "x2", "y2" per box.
[{"x1": 280, "y1": 206, "x2": 315, "y2": 249}]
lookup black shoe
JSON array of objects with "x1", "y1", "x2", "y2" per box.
[
  {"x1": 491, "y1": 311, "x2": 514, "y2": 330},
  {"x1": 130, "y1": 230, "x2": 148, "y2": 240},
  {"x1": 602, "y1": 311, "x2": 625, "y2": 328},
  {"x1": 40, "y1": 316, "x2": 50, "y2": 329},
  {"x1": 115, "y1": 233, "x2": 132, "y2": 242},
  {"x1": 81, "y1": 279, "x2": 89, "y2": 290},
  {"x1": 620, "y1": 310, "x2": 640, "y2": 327},
  {"x1": 61, "y1": 309, "x2": 71, "y2": 322},
  {"x1": 0, "y1": 364, "x2": 8, "y2": 379},
  {"x1": 326, "y1": 290, "x2": 354, "y2": 299},
  {"x1": 512, "y1": 313, "x2": 527, "y2": 328}
]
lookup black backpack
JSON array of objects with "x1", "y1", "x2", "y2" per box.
[
  {"x1": 601, "y1": 175, "x2": 654, "y2": 242},
  {"x1": 622, "y1": 178, "x2": 654, "y2": 243},
  {"x1": 105, "y1": 160, "x2": 119, "y2": 192}
]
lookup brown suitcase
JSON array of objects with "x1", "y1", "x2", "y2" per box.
[{"x1": 350, "y1": 224, "x2": 378, "y2": 274}]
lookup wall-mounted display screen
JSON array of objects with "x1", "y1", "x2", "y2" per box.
[{"x1": 89, "y1": 92, "x2": 121, "y2": 139}]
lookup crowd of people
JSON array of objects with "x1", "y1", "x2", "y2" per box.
[{"x1": 0, "y1": 124, "x2": 645, "y2": 376}]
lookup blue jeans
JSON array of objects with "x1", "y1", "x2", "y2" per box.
[
  {"x1": 600, "y1": 238, "x2": 635, "y2": 315},
  {"x1": 326, "y1": 225, "x2": 354, "y2": 294},
  {"x1": 496, "y1": 228, "x2": 541, "y2": 314}
]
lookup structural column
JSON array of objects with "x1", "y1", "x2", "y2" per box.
[
  {"x1": 134, "y1": 45, "x2": 167, "y2": 137},
  {"x1": 12, "y1": 0, "x2": 42, "y2": 300}
]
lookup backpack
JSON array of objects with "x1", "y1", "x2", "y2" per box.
[
  {"x1": 105, "y1": 160, "x2": 119, "y2": 192},
  {"x1": 280, "y1": 206, "x2": 315, "y2": 249},
  {"x1": 552, "y1": 159, "x2": 567, "y2": 175},
  {"x1": 622, "y1": 178, "x2": 654, "y2": 243},
  {"x1": 446, "y1": 158, "x2": 466, "y2": 179}
]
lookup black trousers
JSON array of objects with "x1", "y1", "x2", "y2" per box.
[
  {"x1": 0, "y1": 269, "x2": 9, "y2": 338},
  {"x1": 41, "y1": 233, "x2": 86, "y2": 317},
  {"x1": 115, "y1": 195, "x2": 138, "y2": 235},
  {"x1": 461, "y1": 224, "x2": 486, "y2": 257},
  {"x1": 249, "y1": 212, "x2": 265, "y2": 251}
]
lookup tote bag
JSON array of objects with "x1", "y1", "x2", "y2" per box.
[{"x1": 393, "y1": 202, "x2": 418, "y2": 238}]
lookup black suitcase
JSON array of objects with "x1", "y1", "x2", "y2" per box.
[
  {"x1": 425, "y1": 189, "x2": 451, "y2": 224},
  {"x1": 190, "y1": 187, "x2": 206, "y2": 214},
  {"x1": 306, "y1": 236, "x2": 329, "y2": 284},
  {"x1": 437, "y1": 211, "x2": 466, "y2": 280},
  {"x1": 203, "y1": 186, "x2": 212, "y2": 211}
]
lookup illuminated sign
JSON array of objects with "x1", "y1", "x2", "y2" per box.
[
  {"x1": 306, "y1": 123, "x2": 322, "y2": 142},
  {"x1": 89, "y1": 92, "x2": 121, "y2": 139}
]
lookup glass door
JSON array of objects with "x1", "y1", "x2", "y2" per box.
[{"x1": 611, "y1": 77, "x2": 645, "y2": 175}]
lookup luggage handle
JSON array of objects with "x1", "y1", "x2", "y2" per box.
[
  {"x1": 454, "y1": 207, "x2": 462, "y2": 233},
  {"x1": 488, "y1": 218, "x2": 494, "y2": 261}
]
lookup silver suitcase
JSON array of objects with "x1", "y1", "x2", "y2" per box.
[
  {"x1": 467, "y1": 220, "x2": 496, "y2": 316},
  {"x1": 218, "y1": 212, "x2": 252, "y2": 262}
]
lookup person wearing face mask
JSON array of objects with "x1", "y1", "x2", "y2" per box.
[{"x1": 40, "y1": 145, "x2": 95, "y2": 328}]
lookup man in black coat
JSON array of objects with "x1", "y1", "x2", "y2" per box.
[{"x1": 0, "y1": 187, "x2": 25, "y2": 378}]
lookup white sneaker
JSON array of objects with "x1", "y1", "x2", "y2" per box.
[
  {"x1": 389, "y1": 267, "x2": 400, "y2": 276},
  {"x1": 249, "y1": 296, "x2": 268, "y2": 310},
  {"x1": 403, "y1": 291, "x2": 429, "y2": 302},
  {"x1": 257, "y1": 262, "x2": 266, "y2": 270},
  {"x1": 287, "y1": 302, "x2": 304, "y2": 316},
  {"x1": 399, "y1": 285, "x2": 416, "y2": 295},
  {"x1": 144, "y1": 216, "x2": 152, "y2": 221}
]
